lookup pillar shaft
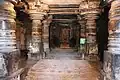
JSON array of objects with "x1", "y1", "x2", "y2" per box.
[
  {"x1": 28, "y1": 0, "x2": 49, "y2": 59},
  {"x1": 78, "y1": 17, "x2": 87, "y2": 58},
  {"x1": 79, "y1": 0, "x2": 100, "y2": 60},
  {"x1": 85, "y1": 14, "x2": 98, "y2": 60},
  {"x1": 0, "y1": 1, "x2": 21, "y2": 80},
  {"x1": 43, "y1": 15, "x2": 52, "y2": 53},
  {"x1": 43, "y1": 23, "x2": 49, "y2": 52},
  {"x1": 0, "y1": 1, "x2": 16, "y2": 51},
  {"x1": 31, "y1": 19, "x2": 42, "y2": 53}
]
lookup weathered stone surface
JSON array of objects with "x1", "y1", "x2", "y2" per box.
[
  {"x1": 103, "y1": 0, "x2": 120, "y2": 80},
  {"x1": 26, "y1": 49, "x2": 100, "y2": 80},
  {"x1": 103, "y1": 51, "x2": 120, "y2": 80},
  {"x1": 0, "y1": 53, "x2": 7, "y2": 78},
  {"x1": 0, "y1": 50, "x2": 21, "y2": 80},
  {"x1": 26, "y1": 60, "x2": 100, "y2": 80}
]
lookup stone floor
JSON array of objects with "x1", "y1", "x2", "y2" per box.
[
  {"x1": 46, "y1": 48, "x2": 81, "y2": 60},
  {"x1": 26, "y1": 49, "x2": 100, "y2": 80}
]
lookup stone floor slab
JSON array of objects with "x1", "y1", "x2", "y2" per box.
[{"x1": 26, "y1": 60, "x2": 99, "y2": 80}]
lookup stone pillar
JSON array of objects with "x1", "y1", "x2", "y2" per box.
[
  {"x1": 43, "y1": 15, "x2": 52, "y2": 53},
  {"x1": 32, "y1": 19, "x2": 42, "y2": 52},
  {"x1": 0, "y1": 1, "x2": 21, "y2": 80},
  {"x1": 79, "y1": 0, "x2": 100, "y2": 61},
  {"x1": 85, "y1": 14, "x2": 98, "y2": 60},
  {"x1": 0, "y1": 3, "x2": 16, "y2": 51},
  {"x1": 29, "y1": 12, "x2": 45, "y2": 59},
  {"x1": 103, "y1": 0, "x2": 120, "y2": 80},
  {"x1": 43, "y1": 21, "x2": 49, "y2": 52},
  {"x1": 28, "y1": 1, "x2": 49, "y2": 59},
  {"x1": 78, "y1": 16, "x2": 87, "y2": 59}
]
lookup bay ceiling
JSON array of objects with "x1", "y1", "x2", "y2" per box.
[
  {"x1": 14, "y1": 0, "x2": 100, "y2": 23},
  {"x1": 41, "y1": 0, "x2": 82, "y2": 5},
  {"x1": 28, "y1": 0, "x2": 82, "y2": 5}
]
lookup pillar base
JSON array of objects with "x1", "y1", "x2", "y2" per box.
[
  {"x1": 0, "y1": 49, "x2": 24, "y2": 80},
  {"x1": 87, "y1": 43, "x2": 98, "y2": 61},
  {"x1": 103, "y1": 51, "x2": 120, "y2": 80},
  {"x1": 28, "y1": 42, "x2": 44, "y2": 60}
]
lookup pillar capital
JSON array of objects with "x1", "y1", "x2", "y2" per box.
[
  {"x1": 28, "y1": 1, "x2": 49, "y2": 20},
  {"x1": 109, "y1": 0, "x2": 120, "y2": 20},
  {"x1": 79, "y1": 0, "x2": 101, "y2": 16},
  {"x1": 29, "y1": 11, "x2": 46, "y2": 20}
]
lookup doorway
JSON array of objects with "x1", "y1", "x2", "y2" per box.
[
  {"x1": 49, "y1": 20, "x2": 80, "y2": 49},
  {"x1": 60, "y1": 27, "x2": 70, "y2": 48}
]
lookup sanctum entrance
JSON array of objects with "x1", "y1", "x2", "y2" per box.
[
  {"x1": 49, "y1": 14, "x2": 80, "y2": 49},
  {"x1": 60, "y1": 28, "x2": 70, "y2": 48}
]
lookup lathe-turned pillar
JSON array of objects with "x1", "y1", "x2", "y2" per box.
[
  {"x1": 29, "y1": 12, "x2": 45, "y2": 59},
  {"x1": 43, "y1": 21, "x2": 49, "y2": 53},
  {"x1": 43, "y1": 15, "x2": 52, "y2": 53},
  {"x1": 103, "y1": 0, "x2": 120, "y2": 80},
  {"x1": 28, "y1": 0, "x2": 49, "y2": 59},
  {"x1": 0, "y1": 2, "x2": 16, "y2": 51},
  {"x1": 85, "y1": 14, "x2": 98, "y2": 60},
  {"x1": 79, "y1": 0, "x2": 100, "y2": 61},
  {"x1": 0, "y1": 1, "x2": 21, "y2": 80},
  {"x1": 78, "y1": 16, "x2": 87, "y2": 59}
]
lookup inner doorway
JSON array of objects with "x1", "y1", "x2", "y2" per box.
[
  {"x1": 60, "y1": 27, "x2": 70, "y2": 48},
  {"x1": 49, "y1": 14, "x2": 80, "y2": 49}
]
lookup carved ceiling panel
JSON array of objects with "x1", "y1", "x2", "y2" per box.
[{"x1": 27, "y1": 0, "x2": 83, "y2": 4}]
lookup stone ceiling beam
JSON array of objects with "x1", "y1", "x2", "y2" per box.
[{"x1": 48, "y1": 12, "x2": 79, "y2": 15}]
